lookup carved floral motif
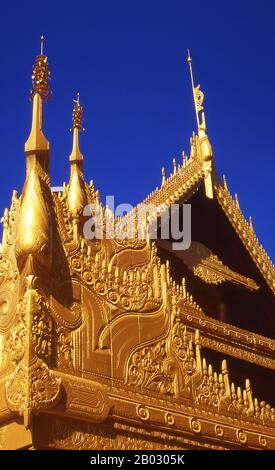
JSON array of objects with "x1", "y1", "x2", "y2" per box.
[{"x1": 6, "y1": 361, "x2": 61, "y2": 427}]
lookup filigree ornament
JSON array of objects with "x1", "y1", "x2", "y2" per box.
[
  {"x1": 189, "y1": 417, "x2": 202, "y2": 434},
  {"x1": 0, "y1": 257, "x2": 18, "y2": 286},
  {"x1": 56, "y1": 326, "x2": 74, "y2": 369},
  {"x1": 5, "y1": 360, "x2": 61, "y2": 428},
  {"x1": 32, "y1": 297, "x2": 52, "y2": 362},
  {"x1": 136, "y1": 404, "x2": 150, "y2": 421},
  {"x1": 0, "y1": 426, "x2": 7, "y2": 450},
  {"x1": 1, "y1": 297, "x2": 26, "y2": 372},
  {"x1": 30, "y1": 54, "x2": 51, "y2": 100},
  {"x1": 128, "y1": 341, "x2": 176, "y2": 395},
  {"x1": 127, "y1": 315, "x2": 197, "y2": 396},
  {"x1": 193, "y1": 254, "x2": 258, "y2": 289}
]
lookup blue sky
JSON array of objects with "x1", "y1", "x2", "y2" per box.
[{"x1": 0, "y1": 0, "x2": 274, "y2": 261}]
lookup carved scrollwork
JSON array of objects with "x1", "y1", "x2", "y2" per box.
[
  {"x1": 236, "y1": 428, "x2": 247, "y2": 444},
  {"x1": 214, "y1": 425, "x2": 224, "y2": 437},
  {"x1": 1, "y1": 296, "x2": 27, "y2": 372},
  {"x1": 0, "y1": 257, "x2": 18, "y2": 286},
  {"x1": 136, "y1": 404, "x2": 150, "y2": 421},
  {"x1": 31, "y1": 296, "x2": 52, "y2": 362},
  {"x1": 127, "y1": 314, "x2": 198, "y2": 396},
  {"x1": 56, "y1": 326, "x2": 74, "y2": 370},
  {"x1": 128, "y1": 341, "x2": 176, "y2": 395},
  {"x1": 189, "y1": 417, "x2": 202, "y2": 434},
  {"x1": 164, "y1": 412, "x2": 175, "y2": 426},
  {"x1": 6, "y1": 360, "x2": 61, "y2": 427}
]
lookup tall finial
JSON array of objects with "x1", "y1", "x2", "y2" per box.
[
  {"x1": 71, "y1": 93, "x2": 84, "y2": 133},
  {"x1": 25, "y1": 37, "x2": 51, "y2": 157},
  {"x1": 187, "y1": 49, "x2": 205, "y2": 133},
  {"x1": 68, "y1": 93, "x2": 86, "y2": 220},
  {"x1": 69, "y1": 93, "x2": 84, "y2": 163},
  {"x1": 30, "y1": 36, "x2": 51, "y2": 101},
  {"x1": 40, "y1": 35, "x2": 44, "y2": 55},
  {"x1": 187, "y1": 50, "x2": 213, "y2": 199}
]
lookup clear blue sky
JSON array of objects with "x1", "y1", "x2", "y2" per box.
[{"x1": 0, "y1": 0, "x2": 274, "y2": 261}]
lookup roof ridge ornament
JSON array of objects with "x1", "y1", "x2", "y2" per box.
[
  {"x1": 187, "y1": 49, "x2": 206, "y2": 132},
  {"x1": 187, "y1": 50, "x2": 213, "y2": 199},
  {"x1": 69, "y1": 93, "x2": 84, "y2": 163}
]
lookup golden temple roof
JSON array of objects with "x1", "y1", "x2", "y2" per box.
[{"x1": 0, "y1": 40, "x2": 274, "y2": 450}]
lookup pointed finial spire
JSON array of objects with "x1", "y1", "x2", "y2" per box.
[
  {"x1": 161, "y1": 167, "x2": 166, "y2": 186},
  {"x1": 25, "y1": 36, "x2": 51, "y2": 159},
  {"x1": 187, "y1": 49, "x2": 206, "y2": 132},
  {"x1": 69, "y1": 93, "x2": 84, "y2": 163},
  {"x1": 187, "y1": 50, "x2": 213, "y2": 198},
  {"x1": 30, "y1": 36, "x2": 51, "y2": 101},
  {"x1": 40, "y1": 35, "x2": 44, "y2": 55},
  {"x1": 71, "y1": 93, "x2": 84, "y2": 133},
  {"x1": 67, "y1": 93, "x2": 87, "y2": 220}
]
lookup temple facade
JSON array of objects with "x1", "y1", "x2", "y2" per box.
[{"x1": 0, "y1": 40, "x2": 274, "y2": 450}]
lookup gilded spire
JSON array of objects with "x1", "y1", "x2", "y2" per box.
[
  {"x1": 67, "y1": 94, "x2": 86, "y2": 220},
  {"x1": 187, "y1": 49, "x2": 206, "y2": 133},
  {"x1": 25, "y1": 36, "x2": 51, "y2": 155},
  {"x1": 69, "y1": 93, "x2": 84, "y2": 163},
  {"x1": 187, "y1": 50, "x2": 213, "y2": 198}
]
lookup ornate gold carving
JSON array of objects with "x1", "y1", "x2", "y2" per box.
[
  {"x1": 56, "y1": 327, "x2": 74, "y2": 370},
  {"x1": 127, "y1": 310, "x2": 197, "y2": 396},
  {"x1": 31, "y1": 295, "x2": 52, "y2": 362},
  {"x1": 159, "y1": 240, "x2": 259, "y2": 289},
  {"x1": 127, "y1": 313, "x2": 275, "y2": 427},
  {"x1": 214, "y1": 425, "x2": 224, "y2": 437},
  {"x1": 259, "y1": 435, "x2": 267, "y2": 447},
  {"x1": 30, "y1": 47, "x2": 51, "y2": 100},
  {"x1": 1, "y1": 294, "x2": 27, "y2": 372},
  {"x1": 71, "y1": 93, "x2": 84, "y2": 132},
  {"x1": 195, "y1": 359, "x2": 229, "y2": 410},
  {"x1": 136, "y1": 404, "x2": 150, "y2": 421},
  {"x1": 128, "y1": 341, "x2": 175, "y2": 395},
  {"x1": 64, "y1": 378, "x2": 110, "y2": 422},
  {"x1": 6, "y1": 360, "x2": 61, "y2": 428},
  {"x1": 0, "y1": 42, "x2": 274, "y2": 452},
  {"x1": 165, "y1": 412, "x2": 175, "y2": 426},
  {"x1": 44, "y1": 418, "x2": 183, "y2": 450},
  {"x1": 0, "y1": 425, "x2": 7, "y2": 450},
  {"x1": 193, "y1": 253, "x2": 258, "y2": 289},
  {"x1": 189, "y1": 417, "x2": 202, "y2": 434},
  {"x1": 236, "y1": 428, "x2": 247, "y2": 444},
  {"x1": 3, "y1": 277, "x2": 61, "y2": 427},
  {"x1": 215, "y1": 178, "x2": 275, "y2": 294}
]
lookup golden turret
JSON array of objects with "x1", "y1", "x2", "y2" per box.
[
  {"x1": 16, "y1": 36, "x2": 52, "y2": 272},
  {"x1": 67, "y1": 94, "x2": 87, "y2": 220}
]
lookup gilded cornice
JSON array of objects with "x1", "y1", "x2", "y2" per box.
[
  {"x1": 129, "y1": 140, "x2": 275, "y2": 294},
  {"x1": 132, "y1": 139, "x2": 205, "y2": 213},
  {"x1": 214, "y1": 175, "x2": 275, "y2": 294},
  {"x1": 180, "y1": 311, "x2": 275, "y2": 370}
]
